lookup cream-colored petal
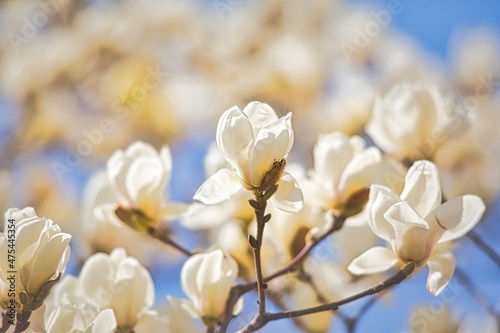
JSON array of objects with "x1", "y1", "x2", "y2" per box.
[
  {"x1": 367, "y1": 185, "x2": 399, "y2": 242},
  {"x1": 87, "y1": 309, "x2": 117, "y2": 333},
  {"x1": 428, "y1": 195, "x2": 485, "y2": 244},
  {"x1": 242, "y1": 101, "x2": 279, "y2": 136},
  {"x1": 347, "y1": 246, "x2": 398, "y2": 275},
  {"x1": 216, "y1": 106, "x2": 254, "y2": 177},
  {"x1": 338, "y1": 147, "x2": 382, "y2": 199},
  {"x1": 313, "y1": 131, "x2": 354, "y2": 185},
  {"x1": 125, "y1": 156, "x2": 166, "y2": 207},
  {"x1": 401, "y1": 160, "x2": 442, "y2": 217},
  {"x1": 193, "y1": 169, "x2": 243, "y2": 205},
  {"x1": 270, "y1": 172, "x2": 304, "y2": 213},
  {"x1": 26, "y1": 232, "x2": 71, "y2": 295},
  {"x1": 160, "y1": 202, "x2": 188, "y2": 220},
  {"x1": 426, "y1": 250, "x2": 455, "y2": 296},
  {"x1": 160, "y1": 145, "x2": 173, "y2": 185},
  {"x1": 180, "y1": 253, "x2": 204, "y2": 303},
  {"x1": 384, "y1": 202, "x2": 430, "y2": 262},
  {"x1": 250, "y1": 115, "x2": 293, "y2": 187}
]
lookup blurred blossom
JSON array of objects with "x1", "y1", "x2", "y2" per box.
[
  {"x1": 0, "y1": 171, "x2": 11, "y2": 230},
  {"x1": 450, "y1": 27, "x2": 500, "y2": 92},
  {"x1": 435, "y1": 94, "x2": 500, "y2": 202},
  {"x1": 165, "y1": 296, "x2": 204, "y2": 333},
  {"x1": 95, "y1": 141, "x2": 186, "y2": 232},
  {"x1": 180, "y1": 249, "x2": 241, "y2": 328},
  {"x1": 305, "y1": 131, "x2": 383, "y2": 217},
  {"x1": 194, "y1": 102, "x2": 303, "y2": 213},
  {"x1": 82, "y1": 170, "x2": 170, "y2": 263},
  {"x1": 366, "y1": 82, "x2": 472, "y2": 163},
  {"x1": 78, "y1": 248, "x2": 155, "y2": 330},
  {"x1": 0, "y1": 207, "x2": 71, "y2": 311},
  {"x1": 30, "y1": 276, "x2": 117, "y2": 333},
  {"x1": 348, "y1": 161, "x2": 485, "y2": 296}
]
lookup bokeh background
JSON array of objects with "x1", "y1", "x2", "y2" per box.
[{"x1": 1, "y1": 0, "x2": 500, "y2": 332}]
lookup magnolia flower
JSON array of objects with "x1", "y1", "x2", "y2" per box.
[
  {"x1": 35, "y1": 276, "x2": 117, "y2": 333},
  {"x1": 180, "y1": 249, "x2": 241, "y2": 328},
  {"x1": 96, "y1": 141, "x2": 186, "y2": 230},
  {"x1": 0, "y1": 207, "x2": 71, "y2": 311},
  {"x1": 78, "y1": 248, "x2": 155, "y2": 330},
  {"x1": 306, "y1": 131, "x2": 383, "y2": 217},
  {"x1": 366, "y1": 82, "x2": 470, "y2": 162},
  {"x1": 194, "y1": 102, "x2": 303, "y2": 213},
  {"x1": 348, "y1": 161, "x2": 485, "y2": 295}
]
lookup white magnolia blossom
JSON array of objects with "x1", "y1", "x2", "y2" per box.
[
  {"x1": 180, "y1": 249, "x2": 241, "y2": 327},
  {"x1": 30, "y1": 276, "x2": 117, "y2": 333},
  {"x1": 305, "y1": 131, "x2": 383, "y2": 216},
  {"x1": 348, "y1": 161, "x2": 485, "y2": 295},
  {"x1": 0, "y1": 207, "x2": 71, "y2": 310},
  {"x1": 96, "y1": 141, "x2": 186, "y2": 229},
  {"x1": 194, "y1": 102, "x2": 303, "y2": 213},
  {"x1": 366, "y1": 82, "x2": 471, "y2": 162},
  {"x1": 78, "y1": 248, "x2": 155, "y2": 330}
]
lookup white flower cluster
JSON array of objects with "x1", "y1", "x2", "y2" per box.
[{"x1": 0, "y1": 1, "x2": 499, "y2": 332}]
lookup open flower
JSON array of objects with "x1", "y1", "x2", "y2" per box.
[
  {"x1": 306, "y1": 131, "x2": 383, "y2": 217},
  {"x1": 348, "y1": 161, "x2": 485, "y2": 295},
  {"x1": 366, "y1": 82, "x2": 471, "y2": 163},
  {"x1": 96, "y1": 141, "x2": 186, "y2": 231},
  {"x1": 0, "y1": 207, "x2": 71, "y2": 311},
  {"x1": 78, "y1": 248, "x2": 155, "y2": 330},
  {"x1": 194, "y1": 102, "x2": 303, "y2": 212},
  {"x1": 180, "y1": 249, "x2": 241, "y2": 328}
]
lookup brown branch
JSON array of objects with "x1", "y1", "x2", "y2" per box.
[
  {"x1": 147, "y1": 226, "x2": 195, "y2": 257},
  {"x1": 217, "y1": 213, "x2": 346, "y2": 333},
  {"x1": 235, "y1": 262, "x2": 416, "y2": 333},
  {"x1": 251, "y1": 200, "x2": 268, "y2": 317}
]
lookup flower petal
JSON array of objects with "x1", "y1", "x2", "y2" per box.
[
  {"x1": 26, "y1": 232, "x2": 71, "y2": 295},
  {"x1": 242, "y1": 101, "x2": 279, "y2": 136},
  {"x1": 401, "y1": 160, "x2": 442, "y2": 217},
  {"x1": 270, "y1": 171, "x2": 304, "y2": 213},
  {"x1": 312, "y1": 132, "x2": 355, "y2": 186},
  {"x1": 216, "y1": 106, "x2": 254, "y2": 179},
  {"x1": 338, "y1": 147, "x2": 382, "y2": 199},
  {"x1": 250, "y1": 114, "x2": 293, "y2": 187},
  {"x1": 193, "y1": 169, "x2": 243, "y2": 205},
  {"x1": 384, "y1": 202, "x2": 429, "y2": 262},
  {"x1": 428, "y1": 195, "x2": 485, "y2": 244},
  {"x1": 347, "y1": 246, "x2": 398, "y2": 275},
  {"x1": 426, "y1": 250, "x2": 455, "y2": 296},
  {"x1": 366, "y1": 185, "x2": 400, "y2": 242}
]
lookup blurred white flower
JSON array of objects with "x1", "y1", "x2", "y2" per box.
[
  {"x1": 96, "y1": 141, "x2": 186, "y2": 230},
  {"x1": 78, "y1": 248, "x2": 155, "y2": 330},
  {"x1": 194, "y1": 102, "x2": 303, "y2": 213},
  {"x1": 180, "y1": 249, "x2": 241, "y2": 328},
  {"x1": 165, "y1": 296, "x2": 204, "y2": 333},
  {"x1": 348, "y1": 161, "x2": 485, "y2": 295},
  {"x1": 366, "y1": 82, "x2": 471, "y2": 162},
  {"x1": 305, "y1": 131, "x2": 383, "y2": 217},
  {"x1": 35, "y1": 276, "x2": 117, "y2": 333},
  {"x1": 0, "y1": 207, "x2": 71, "y2": 311}
]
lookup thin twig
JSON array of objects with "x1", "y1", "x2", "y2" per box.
[
  {"x1": 454, "y1": 267, "x2": 498, "y2": 318},
  {"x1": 466, "y1": 230, "x2": 500, "y2": 269},
  {"x1": 147, "y1": 227, "x2": 195, "y2": 257},
  {"x1": 217, "y1": 213, "x2": 346, "y2": 332},
  {"x1": 236, "y1": 262, "x2": 416, "y2": 333},
  {"x1": 252, "y1": 200, "x2": 268, "y2": 316}
]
